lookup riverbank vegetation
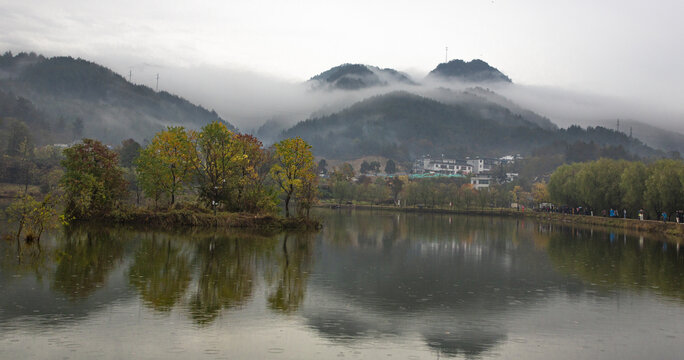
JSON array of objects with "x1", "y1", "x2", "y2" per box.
[
  {"x1": 2, "y1": 121, "x2": 319, "y2": 241},
  {"x1": 313, "y1": 156, "x2": 684, "y2": 239},
  {"x1": 319, "y1": 169, "x2": 537, "y2": 211},
  {"x1": 548, "y1": 158, "x2": 684, "y2": 220}
]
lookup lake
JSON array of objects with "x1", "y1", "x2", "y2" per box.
[{"x1": 1, "y1": 209, "x2": 683, "y2": 359}]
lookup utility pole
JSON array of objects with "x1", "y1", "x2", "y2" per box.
[
  {"x1": 156, "y1": 73, "x2": 159, "y2": 92},
  {"x1": 128, "y1": 68, "x2": 132, "y2": 82}
]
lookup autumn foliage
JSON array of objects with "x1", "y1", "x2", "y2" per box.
[
  {"x1": 58, "y1": 122, "x2": 318, "y2": 220},
  {"x1": 61, "y1": 139, "x2": 127, "y2": 219}
]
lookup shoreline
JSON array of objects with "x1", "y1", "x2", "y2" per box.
[
  {"x1": 82, "y1": 209, "x2": 321, "y2": 232},
  {"x1": 317, "y1": 204, "x2": 684, "y2": 241}
]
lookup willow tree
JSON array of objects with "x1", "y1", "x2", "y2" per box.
[{"x1": 270, "y1": 137, "x2": 316, "y2": 218}]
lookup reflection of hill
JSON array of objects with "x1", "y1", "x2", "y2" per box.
[
  {"x1": 547, "y1": 228, "x2": 684, "y2": 300},
  {"x1": 424, "y1": 330, "x2": 507, "y2": 358},
  {"x1": 304, "y1": 210, "x2": 583, "y2": 356}
]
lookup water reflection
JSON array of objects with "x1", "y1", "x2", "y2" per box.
[
  {"x1": 188, "y1": 234, "x2": 277, "y2": 324},
  {"x1": 304, "y1": 210, "x2": 683, "y2": 357},
  {"x1": 128, "y1": 235, "x2": 192, "y2": 311},
  {"x1": 53, "y1": 227, "x2": 127, "y2": 300},
  {"x1": 266, "y1": 233, "x2": 315, "y2": 314},
  {"x1": 546, "y1": 226, "x2": 684, "y2": 300},
  {"x1": 0, "y1": 210, "x2": 682, "y2": 359}
]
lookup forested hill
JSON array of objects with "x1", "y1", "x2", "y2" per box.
[
  {"x1": 427, "y1": 59, "x2": 512, "y2": 83},
  {"x1": 281, "y1": 91, "x2": 661, "y2": 161},
  {"x1": 0, "y1": 52, "x2": 234, "y2": 144},
  {"x1": 309, "y1": 63, "x2": 416, "y2": 90}
]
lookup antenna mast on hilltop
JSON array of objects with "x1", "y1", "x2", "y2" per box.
[
  {"x1": 445, "y1": 46, "x2": 448, "y2": 63},
  {"x1": 156, "y1": 73, "x2": 159, "y2": 92},
  {"x1": 617, "y1": 119, "x2": 620, "y2": 132},
  {"x1": 128, "y1": 67, "x2": 133, "y2": 82}
]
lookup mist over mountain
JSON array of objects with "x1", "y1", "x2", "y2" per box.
[
  {"x1": 280, "y1": 91, "x2": 659, "y2": 161},
  {"x1": 426, "y1": 86, "x2": 558, "y2": 131},
  {"x1": 308, "y1": 64, "x2": 416, "y2": 90},
  {"x1": 427, "y1": 59, "x2": 512, "y2": 83},
  {"x1": 1, "y1": 50, "x2": 681, "y2": 162},
  {"x1": 0, "y1": 52, "x2": 233, "y2": 144},
  {"x1": 595, "y1": 119, "x2": 684, "y2": 155}
]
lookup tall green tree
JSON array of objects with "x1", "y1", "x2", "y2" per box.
[
  {"x1": 234, "y1": 133, "x2": 278, "y2": 214},
  {"x1": 360, "y1": 161, "x2": 371, "y2": 174},
  {"x1": 5, "y1": 120, "x2": 31, "y2": 156},
  {"x1": 136, "y1": 127, "x2": 194, "y2": 205},
  {"x1": 270, "y1": 137, "x2": 316, "y2": 217},
  {"x1": 118, "y1": 138, "x2": 142, "y2": 168},
  {"x1": 369, "y1": 161, "x2": 381, "y2": 174},
  {"x1": 620, "y1": 161, "x2": 648, "y2": 212},
  {"x1": 387, "y1": 176, "x2": 404, "y2": 204},
  {"x1": 576, "y1": 159, "x2": 626, "y2": 210},
  {"x1": 644, "y1": 160, "x2": 684, "y2": 218},
  {"x1": 191, "y1": 121, "x2": 246, "y2": 213},
  {"x1": 384, "y1": 159, "x2": 397, "y2": 174}
]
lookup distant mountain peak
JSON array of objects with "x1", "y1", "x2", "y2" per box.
[
  {"x1": 309, "y1": 63, "x2": 416, "y2": 90},
  {"x1": 428, "y1": 59, "x2": 512, "y2": 83}
]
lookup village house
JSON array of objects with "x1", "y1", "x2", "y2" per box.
[
  {"x1": 413, "y1": 155, "x2": 473, "y2": 175},
  {"x1": 465, "y1": 157, "x2": 501, "y2": 174},
  {"x1": 470, "y1": 174, "x2": 493, "y2": 189}
]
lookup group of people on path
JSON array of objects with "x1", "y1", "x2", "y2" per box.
[{"x1": 537, "y1": 204, "x2": 684, "y2": 224}]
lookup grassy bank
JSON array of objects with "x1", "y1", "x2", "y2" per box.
[{"x1": 317, "y1": 203, "x2": 684, "y2": 241}]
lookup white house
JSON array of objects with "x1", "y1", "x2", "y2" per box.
[
  {"x1": 470, "y1": 175, "x2": 492, "y2": 190},
  {"x1": 413, "y1": 156, "x2": 473, "y2": 175},
  {"x1": 466, "y1": 157, "x2": 501, "y2": 174}
]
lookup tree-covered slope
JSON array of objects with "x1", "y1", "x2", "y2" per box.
[
  {"x1": 309, "y1": 63, "x2": 416, "y2": 90},
  {"x1": 427, "y1": 59, "x2": 512, "y2": 83},
  {"x1": 281, "y1": 91, "x2": 660, "y2": 161},
  {"x1": 0, "y1": 52, "x2": 234, "y2": 144}
]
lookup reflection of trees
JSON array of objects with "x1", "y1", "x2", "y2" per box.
[
  {"x1": 0, "y1": 233, "x2": 51, "y2": 280},
  {"x1": 128, "y1": 235, "x2": 192, "y2": 311},
  {"x1": 189, "y1": 235, "x2": 277, "y2": 325},
  {"x1": 547, "y1": 229, "x2": 684, "y2": 300},
  {"x1": 52, "y1": 227, "x2": 125, "y2": 300},
  {"x1": 267, "y1": 233, "x2": 314, "y2": 314}
]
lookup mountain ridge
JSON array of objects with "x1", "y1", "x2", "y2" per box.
[
  {"x1": 0, "y1": 51, "x2": 235, "y2": 144},
  {"x1": 281, "y1": 91, "x2": 660, "y2": 161}
]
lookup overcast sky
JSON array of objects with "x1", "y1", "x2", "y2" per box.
[{"x1": 1, "y1": 0, "x2": 683, "y2": 126}]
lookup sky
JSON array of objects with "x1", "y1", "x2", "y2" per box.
[{"x1": 1, "y1": 0, "x2": 683, "y2": 130}]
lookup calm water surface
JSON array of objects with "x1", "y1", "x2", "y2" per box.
[{"x1": 1, "y1": 209, "x2": 683, "y2": 359}]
